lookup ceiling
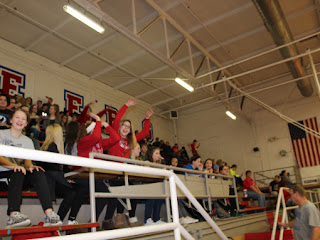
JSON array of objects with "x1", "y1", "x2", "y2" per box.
[{"x1": 0, "y1": 0, "x2": 320, "y2": 118}]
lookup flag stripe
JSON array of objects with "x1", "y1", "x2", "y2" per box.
[
  {"x1": 305, "y1": 119, "x2": 315, "y2": 166},
  {"x1": 310, "y1": 118, "x2": 320, "y2": 166},
  {"x1": 291, "y1": 140, "x2": 301, "y2": 167},
  {"x1": 300, "y1": 138, "x2": 308, "y2": 167},
  {"x1": 313, "y1": 117, "x2": 320, "y2": 166},
  {"x1": 296, "y1": 139, "x2": 304, "y2": 167},
  {"x1": 288, "y1": 117, "x2": 320, "y2": 168}
]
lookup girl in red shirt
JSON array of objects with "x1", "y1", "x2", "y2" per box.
[{"x1": 102, "y1": 98, "x2": 154, "y2": 229}]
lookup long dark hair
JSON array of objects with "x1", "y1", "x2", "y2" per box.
[
  {"x1": 65, "y1": 121, "x2": 80, "y2": 154},
  {"x1": 146, "y1": 147, "x2": 160, "y2": 163}
]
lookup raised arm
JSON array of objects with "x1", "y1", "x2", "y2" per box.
[
  {"x1": 97, "y1": 107, "x2": 109, "y2": 118},
  {"x1": 135, "y1": 109, "x2": 153, "y2": 141},
  {"x1": 112, "y1": 98, "x2": 136, "y2": 131},
  {"x1": 77, "y1": 114, "x2": 101, "y2": 148},
  {"x1": 101, "y1": 121, "x2": 121, "y2": 150},
  {"x1": 77, "y1": 100, "x2": 97, "y2": 125}
]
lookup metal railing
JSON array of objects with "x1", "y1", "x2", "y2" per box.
[
  {"x1": 88, "y1": 152, "x2": 239, "y2": 219},
  {"x1": 0, "y1": 145, "x2": 229, "y2": 240},
  {"x1": 254, "y1": 166, "x2": 301, "y2": 188},
  {"x1": 271, "y1": 187, "x2": 320, "y2": 240}
]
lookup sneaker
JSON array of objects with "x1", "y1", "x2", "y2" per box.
[
  {"x1": 155, "y1": 219, "x2": 166, "y2": 224},
  {"x1": 128, "y1": 217, "x2": 142, "y2": 227},
  {"x1": 44, "y1": 212, "x2": 62, "y2": 226},
  {"x1": 144, "y1": 218, "x2": 155, "y2": 225},
  {"x1": 180, "y1": 216, "x2": 199, "y2": 225},
  {"x1": 68, "y1": 220, "x2": 79, "y2": 225},
  {"x1": 6, "y1": 212, "x2": 31, "y2": 229}
]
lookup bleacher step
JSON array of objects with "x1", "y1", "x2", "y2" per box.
[
  {"x1": 244, "y1": 230, "x2": 294, "y2": 240},
  {"x1": 0, "y1": 222, "x2": 99, "y2": 236}
]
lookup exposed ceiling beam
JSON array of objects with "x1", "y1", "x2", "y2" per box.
[
  {"x1": 0, "y1": 1, "x2": 181, "y2": 106},
  {"x1": 73, "y1": 0, "x2": 248, "y2": 120},
  {"x1": 60, "y1": 1, "x2": 180, "y2": 67},
  {"x1": 147, "y1": 27, "x2": 320, "y2": 107},
  {"x1": 72, "y1": 1, "x2": 254, "y2": 85},
  {"x1": 315, "y1": 0, "x2": 320, "y2": 26},
  {"x1": 112, "y1": 0, "x2": 315, "y2": 99},
  {"x1": 25, "y1": 17, "x2": 73, "y2": 51},
  {"x1": 74, "y1": 0, "x2": 198, "y2": 82}
]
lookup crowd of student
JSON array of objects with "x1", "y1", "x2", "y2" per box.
[
  {"x1": 0, "y1": 92, "x2": 245, "y2": 228},
  {"x1": 0, "y1": 92, "x2": 319, "y2": 239}
]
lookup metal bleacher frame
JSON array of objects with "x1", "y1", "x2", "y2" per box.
[{"x1": 0, "y1": 144, "x2": 234, "y2": 240}]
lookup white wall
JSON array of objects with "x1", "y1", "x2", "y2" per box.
[
  {"x1": 176, "y1": 78, "x2": 320, "y2": 184},
  {"x1": 0, "y1": 38, "x2": 174, "y2": 142}
]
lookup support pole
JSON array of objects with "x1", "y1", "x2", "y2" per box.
[
  {"x1": 307, "y1": 49, "x2": 320, "y2": 101},
  {"x1": 131, "y1": 0, "x2": 137, "y2": 34},
  {"x1": 89, "y1": 169, "x2": 97, "y2": 232},
  {"x1": 163, "y1": 17, "x2": 170, "y2": 58},
  {"x1": 169, "y1": 176, "x2": 181, "y2": 240}
]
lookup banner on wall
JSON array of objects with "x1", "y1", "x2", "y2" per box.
[
  {"x1": 142, "y1": 119, "x2": 153, "y2": 143},
  {"x1": 104, "y1": 104, "x2": 118, "y2": 126},
  {"x1": 64, "y1": 90, "x2": 84, "y2": 116},
  {"x1": 288, "y1": 117, "x2": 320, "y2": 168},
  {"x1": 0, "y1": 65, "x2": 26, "y2": 97}
]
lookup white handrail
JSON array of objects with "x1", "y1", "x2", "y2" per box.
[
  {"x1": 90, "y1": 152, "x2": 234, "y2": 179},
  {"x1": 0, "y1": 145, "x2": 228, "y2": 240}
]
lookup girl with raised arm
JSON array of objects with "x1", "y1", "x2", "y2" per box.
[{"x1": 102, "y1": 98, "x2": 154, "y2": 229}]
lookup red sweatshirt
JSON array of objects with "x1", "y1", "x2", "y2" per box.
[
  {"x1": 108, "y1": 104, "x2": 150, "y2": 158},
  {"x1": 77, "y1": 121, "x2": 121, "y2": 159}
]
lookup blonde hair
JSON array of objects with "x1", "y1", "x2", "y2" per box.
[{"x1": 41, "y1": 124, "x2": 64, "y2": 154}]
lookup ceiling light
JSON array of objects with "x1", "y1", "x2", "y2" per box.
[
  {"x1": 226, "y1": 111, "x2": 236, "y2": 120},
  {"x1": 63, "y1": 5, "x2": 105, "y2": 34},
  {"x1": 175, "y1": 77, "x2": 194, "y2": 92}
]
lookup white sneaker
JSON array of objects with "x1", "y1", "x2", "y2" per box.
[
  {"x1": 44, "y1": 212, "x2": 62, "y2": 226},
  {"x1": 144, "y1": 218, "x2": 154, "y2": 225},
  {"x1": 155, "y1": 219, "x2": 166, "y2": 224},
  {"x1": 180, "y1": 216, "x2": 199, "y2": 225},
  {"x1": 129, "y1": 217, "x2": 138, "y2": 224},
  {"x1": 67, "y1": 220, "x2": 79, "y2": 225},
  {"x1": 6, "y1": 212, "x2": 31, "y2": 229}
]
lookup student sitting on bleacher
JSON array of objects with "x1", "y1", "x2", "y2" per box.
[
  {"x1": 144, "y1": 147, "x2": 166, "y2": 225},
  {"x1": 243, "y1": 170, "x2": 267, "y2": 207},
  {"x1": 0, "y1": 108, "x2": 62, "y2": 228},
  {"x1": 170, "y1": 157, "x2": 199, "y2": 225},
  {"x1": 269, "y1": 175, "x2": 280, "y2": 197},
  {"x1": 217, "y1": 165, "x2": 238, "y2": 216},
  {"x1": 230, "y1": 164, "x2": 243, "y2": 187},
  {"x1": 183, "y1": 155, "x2": 203, "y2": 175},
  {"x1": 39, "y1": 124, "x2": 86, "y2": 225}
]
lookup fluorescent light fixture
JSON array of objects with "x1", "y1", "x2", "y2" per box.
[
  {"x1": 63, "y1": 5, "x2": 105, "y2": 34},
  {"x1": 226, "y1": 111, "x2": 236, "y2": 120},
  {"x1": 175, "y1": 77, "x2": 194, "y2": 92}
]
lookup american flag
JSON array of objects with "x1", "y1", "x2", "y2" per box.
[{"x1": 288, "y1": 117, "x2": 320, "y2": 168}]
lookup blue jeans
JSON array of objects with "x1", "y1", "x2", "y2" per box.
[
  {"x1": 144, "y1": 199, "x2": 163, "y2": 222},
  {"x1": 247, "y1": 191, "x2": 267, "y2": 207}
]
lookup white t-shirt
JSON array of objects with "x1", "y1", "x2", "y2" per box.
[{"x1": 0, "y1": 129, "x2": 34, "y2": 172}]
